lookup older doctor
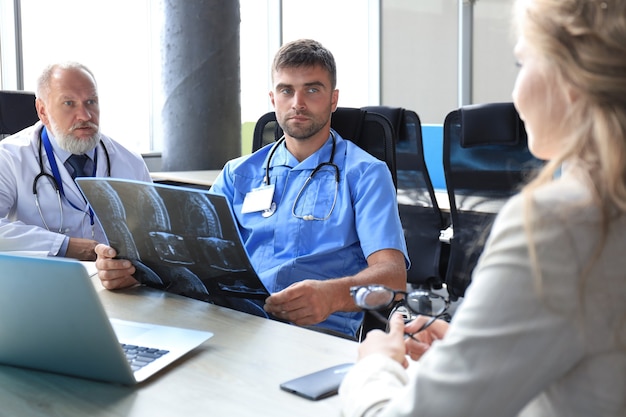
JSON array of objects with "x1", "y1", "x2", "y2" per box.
[{"x1": 0, "y1": 62, "x2": 151, "y2": 260}]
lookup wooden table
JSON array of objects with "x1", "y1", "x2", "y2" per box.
[{"x1": 0, "y1": 273, "x2": 357, "y2": 417}]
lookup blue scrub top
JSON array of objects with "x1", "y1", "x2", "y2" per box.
[{"x1": 210, "y1": 130, "x2": 408, "y2": 336}]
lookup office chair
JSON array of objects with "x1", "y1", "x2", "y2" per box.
[
  {"x1": 0, "y1": 90, "x2": 39, "y2": 139},
  {"x1": 251, "y1": 107, "x2": 397, "y2": 188},
  {"x1": 364, "y1": 106, "x2": 447, "y2": 292},
  {"x1": 441, "y1": 102, "x2": 545, "y2": 300}
]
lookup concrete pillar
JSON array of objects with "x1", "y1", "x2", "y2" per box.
[{"x1": 157, "y1": 0, "x2": 241, "y2": 171}]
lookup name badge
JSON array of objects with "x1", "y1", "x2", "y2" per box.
[{"x1": 241, "y1": 184, "x2": 275, "y2": 214}]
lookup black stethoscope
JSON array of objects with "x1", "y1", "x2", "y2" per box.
[
  {"x1": 262, "y1": 130, "x2": 340, "y2": 220},
  {"x1": 33, "y1": 126, "x2": 110, "y2": 233}
]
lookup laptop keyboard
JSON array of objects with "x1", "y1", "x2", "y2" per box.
[{"x1": 121, "y1": 343, "x2": 170, "y2": 371}]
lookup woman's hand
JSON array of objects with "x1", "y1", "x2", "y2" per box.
[
  {"x1": 404, "y1": 316, "x2": 449, "y2": 360},
  {"x1": 358, "y1": 313, "x2": 410, "y2": 368}
]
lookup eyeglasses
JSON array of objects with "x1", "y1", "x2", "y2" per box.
[{"x1": 350, "y1": 285, "x2": 449, "y2": 339}]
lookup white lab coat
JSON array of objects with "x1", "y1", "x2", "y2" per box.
[{"x1": 0, "y1": 122, "x2": 152, "y2": 256}]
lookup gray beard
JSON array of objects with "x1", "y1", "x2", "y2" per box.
[{"x1": 50, "y1": 119, "x2": 100, "y2": 154}]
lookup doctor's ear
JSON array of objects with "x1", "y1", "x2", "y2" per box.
[
  {"x1": 35, "y1": 98, "x2": 49, "y2": 125},
  {"x1": 331, "y1": 89, "x2": 339, "y2": 111},
  {"x1": 269, "y1": 91, "x2": 275, "y2": 107}
]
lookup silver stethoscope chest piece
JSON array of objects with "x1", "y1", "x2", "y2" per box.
[{"x1": 261, "y1": 201, "x2": 277, "y2": 218}]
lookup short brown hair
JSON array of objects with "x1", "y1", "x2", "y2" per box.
[{"x1": 272, "y1": 39, "x2": 337, "y2": 89}]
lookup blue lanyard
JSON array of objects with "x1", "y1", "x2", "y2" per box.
[{"x1": 40, "y1": 127, "x2": 95, "y2": 226}]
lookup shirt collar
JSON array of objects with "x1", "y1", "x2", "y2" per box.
[{"x1": 270, "y1": 130, "x2": 340, "y2": 171}]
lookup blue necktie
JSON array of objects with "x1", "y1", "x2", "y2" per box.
[{"x1": 67, "y1": 154, "x2": 90, "y2": 178}]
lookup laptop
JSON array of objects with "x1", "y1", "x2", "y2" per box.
[{"x1": 0, "y1": 253, "x2": 213, "y2": 385}]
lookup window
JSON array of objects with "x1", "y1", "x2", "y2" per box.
[
  {"x1": 4, "y1": 1, "x2": 379, "y2": 154},
  {"x1": 240, "y1": 0, "x2": 380, "y2": 123},
  {"x1": 20, "y1": 0, "x2": 152, "y2": 153},
  {"x1": 2, "y1": 1, "x2": 518, "y2": 152}
]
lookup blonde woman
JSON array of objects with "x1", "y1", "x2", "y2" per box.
[{"x1": 339, "y1": 0, "x2": 626, "y2": 416}]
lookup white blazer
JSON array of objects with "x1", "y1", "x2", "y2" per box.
[
  {"x1": 340, "y1": 172, "x2": 626, "y2": 417},
  {"x1": 0, "y1": 122, "x2": 151, "y2": 256}
]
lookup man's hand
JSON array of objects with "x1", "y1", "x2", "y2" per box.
[
  {"x1": 94, "y1": 244, "x2": 139, "y2": 290},
  {"x1": 66, "y1": 237, "x2": 98, "y2": 261},
  {"x1": 263, "y1": 249, "x2": 406, "y2": 327},
  {"x1": 264, "y1": 279, "x2": 336, "y2": 326}
]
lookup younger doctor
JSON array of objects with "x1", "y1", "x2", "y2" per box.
[
  {"x1": 0, "y1": 62, "x2": 151, "y2": 260},
  {"x1": 94, "y1": 39, "x2": 408, "y2": 338},
  {"x1": 340, "y1": 0, "x2": 626, "y2": 416}
]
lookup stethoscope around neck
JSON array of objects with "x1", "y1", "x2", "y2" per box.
[
  {"x1": 262, "y1": 130, "x2": 340, "y2": 220},
  {"x1": 32, "y1": 126, "x2": 111, "y2": 233}
]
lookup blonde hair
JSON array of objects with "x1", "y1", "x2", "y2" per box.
[
  {"x1": 515, "y1": 0, "x2": 626, "y2": 288},
  {"x1": 516, "y1": 0, "x2": 626, "y2": 204}
]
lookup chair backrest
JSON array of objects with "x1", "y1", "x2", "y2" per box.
[
  {"x1": 0, "y1": 90, "x2": 39, "y2": 138},
  {"x1": 442, "y1": 102, "x2": 544, "y2": 300},
  {"x1": 251, "y1": 107, "x2": 397, "y2": 188},
  {"x1": 364, "y1": 106, "x2": 447, "y2": 290}
]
